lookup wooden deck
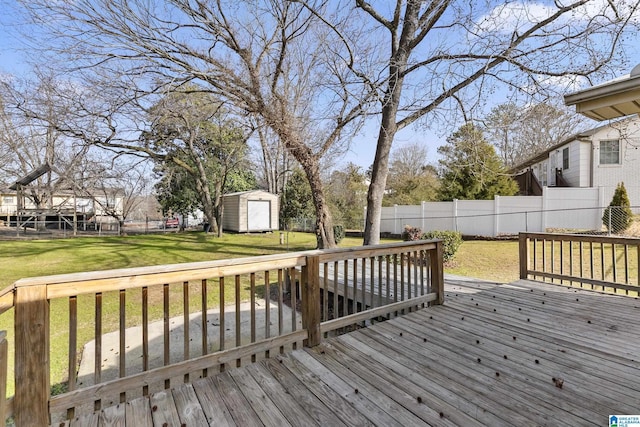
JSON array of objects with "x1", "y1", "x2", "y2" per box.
[{"x1": 66, "y1": 277, "x2": 640, "y2": 426}]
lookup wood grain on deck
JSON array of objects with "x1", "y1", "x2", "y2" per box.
[{"x1": 63, "y1": 278, "x2": 640, "y2": 426}]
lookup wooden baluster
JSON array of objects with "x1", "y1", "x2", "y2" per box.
[
  {"x1": 277, "y1": 270, "x2": 284, "y2": 354},
  {"x1": 67, "y1": 295, "x2": 77, "y2": 420},
  {"x1": 332, "y1": 261, "x2": 338, "y2": 321},
  {"x1": 342, "y1": 260, "x2": 348, "y2": 318},
  {"x1": 119, "y1": 289, "x2": 126, "y2": 402},
  {"x1": 250, "y1": 272, "x2": 256, "y2": 363},
  {"x1": 183, "y1": 281, "x2": 189, "y2": 383},
  {"x1": 142, "y1": 286, "x2": 149, "y2": 396},
  {"x1": 589, "y1": 241, "x2": 594, "y2": 287},
  {"x1": 322, "y1": 264, "x2": 328, "y2": 322},
  {"x1": 163, "y1": 283, "x2": 170, "y2": 389},
  {"x1": 579, "y1": 241, "x2": 584, "y2": 286},
  {"x1": 235, "y1": 275, "x2": 241, "y2": 367},
  {"x1": 264, "y1": 271, "x2": 271, "y2": 359},
  {"x1": 68, "y1": 296, "x2": 77, "y2": 393},
  {"x1": 95, "y1": 292, "x2": 103, "y2": 410},
  {"x1": 219, "y1": 277, "x2": 225, "y2": 372},
  {"x1": 201, "y1": 278, "x2": 208, "y2": 378},
  {"x1": 612, "y1": 243, "x2": 617, "y2": 286},
  {"x1": 291, "y1": 268, "x2": 297, "y2": 350}
]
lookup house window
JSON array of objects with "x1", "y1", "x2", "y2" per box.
[
  {"x1": 600, "y1": 140, "x2": 620, "y2": 165},
  {"x1": 2, "y1": 197, "x2": 13, "y2": 204},
  {"x1": 562, "y1": 147, "x2": 569, "y2": 170}
]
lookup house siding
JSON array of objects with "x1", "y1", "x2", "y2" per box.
[
  {"x1": 514, "y1": 117, "x2": 640, "y2": 208},
  {"x1": 591, "y1": 119, "x2": 640, "y2": 207}
]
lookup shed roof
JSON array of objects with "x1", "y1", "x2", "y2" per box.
[{"x1": 223, "y1": 190, "x2": 278, "y2": 198}]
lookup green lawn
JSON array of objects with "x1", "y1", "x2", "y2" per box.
[
  {"x1": 0, "y1": 232, "x2": 518, "y2": 397},
  {"x1": 445, "y1": 239, "x2": 520, "y2": 283}
]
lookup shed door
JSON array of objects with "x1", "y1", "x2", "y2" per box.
[{"x1": 247, "y1": 200, "x2": 271, "y2": 230}]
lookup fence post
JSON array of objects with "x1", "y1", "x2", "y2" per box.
[
  {"x1": 430, "y1": 241, "x2": 445, "y2": 305},
  {"x1": 14, "y1": 284, "x2": 49, "y2": 426},
  {"x1": 494, "y1": 195, "x2": 500, "y2": 237},
  {"x1": 519, "y1": 233, "x2": 529, "y2": 280},
  {"x1": 452, "y1": 199, "x2": 458, "y2": 231},
  {"x1": 302, "y1": 254, "x2": 321, "y2": 347}
]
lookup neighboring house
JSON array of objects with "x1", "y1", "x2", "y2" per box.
[
  {"x1": 512, "y1": 116, "x2": 640, "y2": 207},
  {"x1": 0, "y1": 188, "x2": 124, "y2": 225}
]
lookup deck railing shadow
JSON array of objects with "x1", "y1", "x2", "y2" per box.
[{"x1": 0, "y1": 239, "x2": 444, "y2": 426}]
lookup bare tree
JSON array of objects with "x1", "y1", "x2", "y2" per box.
[
  {"x1": 0, "y1": 72, "x2": 92, "y2": 212},
  {"x1": 483, "y1": 101, "x2": 588, "y2": 168},
  {"x1": 385, "y1": 142, "x2": 439, "y2": 205},
  {"x1": 72, "y1": 158, "x2": 150, "y2": 235},
  {"x1": 17, "y1": 0, "x2": 372, "y2": 248},
  {"x1": 14, "y1": 0, "x2": 640, "y2": 247},
  {"x1": 253, "y1": 122, "x2": 293, "y2": 196},
  {"x1": 342, "y1": 1, "x2": 640, "y2": 244}
]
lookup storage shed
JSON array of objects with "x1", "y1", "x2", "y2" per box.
[{"x1": 222, "y1": 190, "x2": 279, "y2": 232}]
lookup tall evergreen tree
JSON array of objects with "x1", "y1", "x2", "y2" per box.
[
  {"x1": 438, "y1": 123, "x2": 519, "y2": 201},
  {"x1": 602, "y1": 182, "x2": 633, "y2": 233}
]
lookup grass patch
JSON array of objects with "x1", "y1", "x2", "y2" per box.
[
  {"x1": 0, "y1": 232, "x2": 519, "y2": 398},
  {"x1": 445, "y1": 240, "x2": 520, "y2": 284}
]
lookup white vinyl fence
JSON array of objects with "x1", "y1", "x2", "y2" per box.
[{"x1": 379, "y1": 187, "x2": 611, "y2": 237}]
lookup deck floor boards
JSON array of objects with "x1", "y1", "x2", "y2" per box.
[{"x1": 70, "y1": 278, "x2": 640, "y2": 426}]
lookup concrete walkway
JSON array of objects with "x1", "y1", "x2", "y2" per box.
[{"x1": 77, "y1": 299, "x2": 302, "y2": 390}]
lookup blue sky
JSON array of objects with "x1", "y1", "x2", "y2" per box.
[{"x1": 1, "y1": 1, "x2": 639, "y2": 172}]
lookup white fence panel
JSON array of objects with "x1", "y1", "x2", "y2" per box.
[
  {"x1": 378, "y1": 187, "x2": 604, "y2": 237},
  {"x1": 456, "y1": 200, "x2": 494, "y2": 236}
]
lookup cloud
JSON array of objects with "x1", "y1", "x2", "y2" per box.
[{"x1": 475, "y1": 0, "x2": 637, "y2": 34}]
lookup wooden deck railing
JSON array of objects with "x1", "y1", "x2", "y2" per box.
[
  {"x1": 519, "y1": 232, "x2": 640, "y2": 295},
  {"x1": 0, "y1": 239, "x2": 443, "y2": 426}
]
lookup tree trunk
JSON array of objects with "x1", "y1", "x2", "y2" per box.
[
  {"x1": 363, "y1": 67, "x2": 405, "y2": 245},
  {"x1": 363, "y1": 116, "x2": 396, "y2": 245},
  {"x1": 305, "y1": 164, "x2": 335, "y2": 249}
]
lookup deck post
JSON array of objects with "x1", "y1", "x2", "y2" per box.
[
  {"x1": 14, "y1": 284, "x2": 50, "y2": 427},
  {"x1": 519, "y1": 233, "x2": 529, "y2": 280},
  {"x1": 302, "y1": 254, "x2": 321, "y2": 347},
  {"x1": 0, "y1": 331, "x2": 7, "y2": 425},
  {"x1": 431, "y1": 240, "x2": 445, "y2": 305}
]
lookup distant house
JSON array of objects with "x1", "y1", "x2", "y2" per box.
[
  {"x1": 512, "y1": 116, "x2": 640, "y2": 207},
  {"x1": 222, "y1": 190, "x2": 279, "y2": 232}
]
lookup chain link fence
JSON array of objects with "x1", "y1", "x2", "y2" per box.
[
  {"x1": 291, "y1": 205, "x2": 640, "y2": 238},
  {"x1": 0, "y1": 217, "x2": 180, "y2": 238}
]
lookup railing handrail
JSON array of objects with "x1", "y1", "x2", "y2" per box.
[
  {"x1": 5, "y1": 239, "x2": 445, "y2": 426},
  {"x1": 519, "y1": 231, "x2": 640, "y2": 245},
  {"x1": 11, "y1": 252, "x2": 307, "y2": 299}
]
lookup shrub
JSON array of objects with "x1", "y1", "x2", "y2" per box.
[
  {"x1": 421, "y1": 230, "x2": 463, "y2": 263},
  {"x1": 401, "y1": 225, "x2": 423, "y2": 241},
  {"x1": 602, "y1": 182, "x2": 633, "y2": 234},
  {"x1": 333, "y1": 224, "x2": 345, "y2": 244}
]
